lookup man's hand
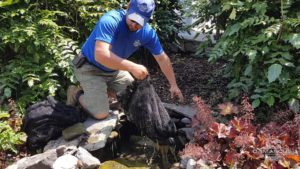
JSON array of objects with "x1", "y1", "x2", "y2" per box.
[
  {"x1": 129, "y1": 64, "x2": 149, "y2": 80},
  {"x1": 170, "y1": 85, "x2": 184, "y2": 103}
]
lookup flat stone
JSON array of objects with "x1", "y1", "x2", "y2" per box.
[
  {"x1": 7, "y1": 148, "x2": 58, "y2": 169},
  {"x1": 75, "y1": 147, "x2": 101, "y2": 168},
  {"x1": 52, "y1": 154, "x2": 79, "y2": 169},
  {"x1": 163, "y1": 103, "x2": 197, "y2": 119},
  {"x1": 44, "y1": 110, "x2": 119, "y2": 152},
  {"x1": 82, "y1": 110, "x2": 119, "y2": 151},
  {"x1": 62, "y1": 123, "x2": 86, "y2": 141},
  {"x1": 44, "y1": 136, "x2": 82, "y2": 152}
]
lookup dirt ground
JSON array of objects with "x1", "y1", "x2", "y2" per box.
[{"x1": 150, "y1": 54, "x2": 229, "y2": 107}]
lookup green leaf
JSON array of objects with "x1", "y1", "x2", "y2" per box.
[
  {"x1": 267, "y1": 64, "x2": 282, "y2": 83},
  {"x1": 229, "y1": 8, "x2": 236, "y2": 20},
  {"x1": 246, "y1": 50, "x2": 257, "y2": 63},
  {"x1": 0, "y1": 0, "x2": 20, "y2": 7},
  {"x1": 244, "y1": 65, "x2": 252, "y2": 76},
  {"x1": 224, "y1": 23, "x2": 241, "y2": 36},
  {"x1": 4, "y1": 88, "x2": 12, "y2": 98},
  {"x1": 252, "y1": 2, "x2": 267, "y2": 15},
  {"x1": 223, "y1": 4, "x2": 231, "y2": 11},
  {"x1": 0, "y1": 113, "x2": 10, "y2": 119},
  {"x1": 262, "y1": 46, "x2": 269, "y2": 55},
  {"x1": 228, "y1": 88, "x2": 239, "y2": 99},
  {"x1": 251, "y1": 94, "x2": 262, "y2": 99},
  {"x1": 265, "y1": 96, "x2": 275, "y2": 107},
  {"x1": 48, "y1": 85, "x2": 56, "y2": 96},
  {"x1": 288, "y1": 98, "x2": 299, "y2": 113},
  {"x1": 28, "y1": 79, "x2": 34, "y2": 87},
  {"x1": 287, "y1": 33, "x2": 300, "y2": 49},
  {"x1": 252, "y1": 99, "x2": 260, "y2": 108}
]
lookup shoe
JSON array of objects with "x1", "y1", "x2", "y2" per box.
[{"x1": 66, "y1": 85, "x2": 83, "y2": 106}]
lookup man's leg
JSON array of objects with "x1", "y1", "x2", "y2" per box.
[
  {"x1": 109, "y1": 70, "x2": 134, "y2": 99},
  {"x1": 71, "y1": 63, "x2": 114, "y2": 120}
]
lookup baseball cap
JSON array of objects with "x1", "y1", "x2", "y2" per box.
[{"x1": 127, "y1": 0, "x2": 155, "y2": 26}]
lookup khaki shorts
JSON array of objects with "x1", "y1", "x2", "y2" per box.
[{"x1": 73, "y1": 62, "x2": 134, "y2": 115}]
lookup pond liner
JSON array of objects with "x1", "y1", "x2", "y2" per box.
[{"x1": 119, "y1": 77, "x2": 177, "y2": 145}]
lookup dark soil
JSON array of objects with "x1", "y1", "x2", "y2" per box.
[
  {"x1": 151, "y1": 54, "x2": 229, "y2": 107},
  {"x1": 0, "y1": 146, "x2": 30, "y2": 169}
]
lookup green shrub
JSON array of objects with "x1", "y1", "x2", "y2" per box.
[
  {"x1": 0, "y1": 109, "x2": 25, "y2": 154},
  {"x1": 188, "y1": 0, "x2": 300, "y2": 108}
]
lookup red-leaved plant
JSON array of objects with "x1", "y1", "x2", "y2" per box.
[{"x1": 180, "y1": 96, "x2": 300, "y2": 168}]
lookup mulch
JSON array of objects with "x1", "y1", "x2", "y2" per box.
[{"x1": 151, "y1": 54, "x2": 229, "y2": 107}]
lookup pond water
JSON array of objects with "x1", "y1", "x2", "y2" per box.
[{"x1": 94, "y1": 122, "x2": 182, "y2": 169}]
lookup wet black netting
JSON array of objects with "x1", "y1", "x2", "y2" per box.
[
  {"x1": 22, "y1": 96, "x2": 83, "y2": 152},
  {"x1": 121, "y1": 77, "x2": 177, "y2": 144}
]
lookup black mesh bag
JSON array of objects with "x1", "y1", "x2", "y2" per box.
[
  {"x1": 121, "y1": 77, "x2": 177, "y2": 144},
  {"x1": 22, "y1": 96, "x2": 84, "y2": 151}
]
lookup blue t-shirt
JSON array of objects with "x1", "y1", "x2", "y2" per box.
[{"x1": 81, "y1": 9, "x2": 164, "y2": 72}]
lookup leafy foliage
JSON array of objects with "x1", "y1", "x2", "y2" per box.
[
  {"x1": 188, "y1": 0, "x2": 300, "y2": 109},
  {"x1": 180, "y1": 96, "x2": 300, "y2": 168},
  {"x1": 0, "y1": 100, "x2": 25, "y2": 154},
  {"x1": 152, "y1": 0, "x2": 183, "y2": 48},
  {"x1": 0, "y1": 2, "x2": 71, "y2": 106}
]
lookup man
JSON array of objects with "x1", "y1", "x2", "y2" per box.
[{"x1": 67, "y1": 0, "x2": 184, "y2": 120}]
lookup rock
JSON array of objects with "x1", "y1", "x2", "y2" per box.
[
  {"x1": 8, "y1": 146, "x2": 100, "y2": 169},
  {"x1": 129, "y1": 135, "x2": 155, "y2": 147},
  {"x1": 52, "y1": 154, "x2": 79, "y2": 169},
  {"x1": 61, "y1": 146, "x2": 78, "y2": 156},
  {"x1": 163, "y1": 103, "x2": 197, "y2": 119},
  {"x1": 171, "y1": 162, "x2": 181, "y2": 168},
  {"x1": 6, "y1": 148, "x2": 58, "y2": 169},
  {"x1": 82, "y1": 110, "x2": 119, "y2": 151},
  {"x1": 44, "y1": 136, "x2": 82, "y2": 152},
  {"x1": 181, "y1": 117, "x2": 191, "y2": 125},
  {"x1": 75, "y1": 147, "x2": 100, "y2": 169},
  {"x1": 178, "y1": 128, "x2": 194, "y2": 140},
  {"x1": 99, "y1": 160, "x2": 129, "y2": 169},
  {"x1": 44, "y1": 110, "x2": 119, "y2": 152},
  {"x1": 62, "y1": 123, "x2": 86, "y2": 141},
  {"x1": 99, "y1": 160, "x2": 149, "y2": 169},
  {"x1": 186, "y1": 158, "x2": 196, "y2": 169},
  {"x1": 180, "y1": 157, "x2": 191, "y2": 169}
]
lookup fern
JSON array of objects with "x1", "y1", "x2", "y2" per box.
[
  {"x1": 281, "y1": 0, "x2": 294, "y2": 19},
  {"x1": 54, "y1": 38, "x2": 80, "y2": 83},
  {"x1": 264, "y1": 23, "x2": 282, "y2": 37}
]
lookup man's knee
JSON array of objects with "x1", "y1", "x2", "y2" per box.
[{"x1": 93, "y1": 112, "x2": 109, "y2": 120}]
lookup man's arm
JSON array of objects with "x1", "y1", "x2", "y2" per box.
[
  {"x1": 94, "y1": 41, "x2": 148, "y2": 80},
  {"x1": 154, "y1": 52, "x2": 184, "y2": 102}
]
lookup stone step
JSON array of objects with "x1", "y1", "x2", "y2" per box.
[{"x1": 44, "y1": 110, "x2": 120, "y2": 152}]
